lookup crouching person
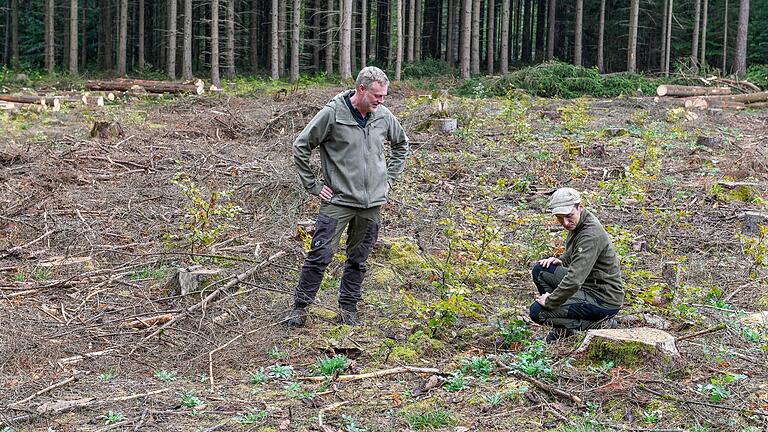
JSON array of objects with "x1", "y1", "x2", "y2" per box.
[{"x1": 529, "y1": 188, "x2": 625, "y2": 342}]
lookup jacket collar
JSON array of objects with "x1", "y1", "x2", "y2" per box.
[
  {"x1": 330, "y1": 90, "x2": 385, "y2": 126},
  {"x1": 573, "y1": 209, "x2": 591, "y2": 233}
]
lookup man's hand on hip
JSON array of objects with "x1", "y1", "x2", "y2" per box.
[
  {"x1": 319, "y1": 185, "x2": 334, "y2": 201},
  {"x1": 535, "y1": 292, "x2": 550, "y2": 307}
]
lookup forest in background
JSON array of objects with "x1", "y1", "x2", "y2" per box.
[{"x1": 0, "y1": 0, "x2": 766, "y2": 86}]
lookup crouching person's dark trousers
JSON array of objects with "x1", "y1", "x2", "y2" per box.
[
  {"x1": 528, "y1": 263, "x2": 619, "y2": 331},
  {"x1": 295, "y1": 202, "x2": 381, "y2": 312}
]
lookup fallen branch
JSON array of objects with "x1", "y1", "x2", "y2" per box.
[
  {"x1": 132, "y1": 251, "x2": 286, "y2": 353},
  {"x1": 676, "y1": 323, "x2": 726, "y2": 342},
  {"x1": 496, "y1": 360, "x2": 583, "y2": 406},
  {"x1": 639, "y1": 383, "x2": 768, "y2": 417},
  {"x1": 297, "y1": 366, "x2": 442, "y2": 383},
  {"x1": 7, "y1": 372, "x2": 84, "y2": 409}
]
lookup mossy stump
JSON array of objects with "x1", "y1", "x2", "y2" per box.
[{"x1": 576, "y1": 327, "x2": 680, "y2": 368}]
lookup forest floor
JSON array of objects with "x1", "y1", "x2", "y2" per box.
[{"x1": 1, "y1": 80, "x2": 767, "y2": 432}]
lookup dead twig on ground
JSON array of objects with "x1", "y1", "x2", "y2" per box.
[
  {"x1": 297, "y1": 366, "x2": 442, "y2": 383},
  {"x1": 496, "y1": 360, "x2": 584, "y2": 406}
]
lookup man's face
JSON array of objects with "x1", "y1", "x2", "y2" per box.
[
  {"x1": 555, "y1": 203, "x2": 583, "y2": 231},
  {"x1": 358, "y1": 81, "x2": 388, "y2": 114}
]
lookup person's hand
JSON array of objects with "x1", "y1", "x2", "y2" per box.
[
  {"x1": 537, "y1": 257, "x2": 562, "y2": 268},
  {"x1": 535, "y1": 292, "x2": 550, "y2": 307},
  {"x1": 319, "y1": 185, "x2": 334, "y2": 201}
]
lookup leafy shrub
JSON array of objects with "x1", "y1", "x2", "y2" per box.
[
  {"x1": 498, "y1": 319, "x2": 533, "y2": 347},
  {"x1": 313, "y1": 354, "x2": 349, "y2": 376},
  {"x1": 402, "y1": 59, "x2": 454, "y2": 79},
  {"x1": 745, "y1": 64, "x2": 768, "y2": 90}
]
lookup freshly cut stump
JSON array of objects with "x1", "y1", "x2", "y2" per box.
[{"x1": 576, "y1": 327, "x2": 680, "y2": 367}]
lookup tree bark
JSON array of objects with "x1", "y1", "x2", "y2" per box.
[
  {"x1": 138, "y1": 0, "x2": 145, "y2": 72},
  {"x1": 182, "y1": 0, "x2": 193, "y2": 78},
  {"x1": 168, "y1": 0, "x2": 178, "y2": 79},
  {"x1": 660, "y1": 0, "x2": 667, "y2": 71},
  {"x1": 226, "y1": 0, "x2": 235, "y2": 77},
  {"x1": 546, "y1": 0, "x2": 554, "y2": 60},
  {"x1": 80, "y1": 2, "x2": 87, "y2": 69},
  {"x1": 691, "y1": 0, "x2": 700, "y2": 70},
  {"x1": 279, "y1": 0, "x2": 287, "y2": 76},
  {"x1": 395, "y1": 0, "x2": 403, "y2": 80},
  {"x1": 656, "y1": 85, "x2": 731, "y2": 96},
  {"x1": 291, "y1": 0, "x2": 300, "y2": 82},
  {"x1": 361, "y1": 0, "x2": 367, "y2": 67},
  {"x1": 500, "y1": 0, "x2": 509, "y2": 73},
  {"x1": 325, "y1": 0, "x2": 334, "y2": 74},
  {"x1": 414, "y1": 0, "x2": 422, "y2": 61},
  {"x1": 521, "y1": 0, "x2": 531, "y2": 63},
  {"x1": 470, "y1": 0, "x2": 480, "y2": 74},
  {"x1": 212, "y1": 0, "x2": 221, "y2": 86},
  {"x1": 251, "y1": 0, "x2": 259, "y2": 72},
  {"x1": 460, "y1": 0, "x2": 471, "y2": 78},
  {"x1": 340, "y1": 0, "x2": 352, "y2": 79},
  {"x1": 700, "y1": 0, "x2": 708, "y2": 66},
  {"x1": 573, "y1": 0, "x2": 582, "y2": 66},
  {"x1": 351, "y1": 0, "x2": 357, "y2": 71},
  {"x1": 71, "y1": 0, "x2": 79, "y2": 74},
  {"x1": 597, "y1": 0, "x2": 604, "y2": 72},
  {"x1": 627, "y1": 0, "x2": 639, "y2": 73},
  {"x1": 407, "y1": 0, "x2": 415, "y2": 62},
  {"x1": 446, "y1": 0, "x2": 455, "y2": 67},
  {"x1": 272, "y1": 0, "x2": 280, "y2": 78},
  {"x1": 118, "y1": 0, "x2": 128, "y2": 75},
  {"x1": 312, "y1": 0, "x2": 320, "y2": 71},
  {"x1": 45, "y1": 0, "x2": 54, "y2": 73},
  {"x1": 734, "y1": 0, "x2": 749, "y2": 76},
  {"x1": 487, "y1": 0, "x2": 495, "y2": 73}
]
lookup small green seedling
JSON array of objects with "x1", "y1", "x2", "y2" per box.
[{"x1": 154, "y1": 370, "x2": 177, "y2": 382}]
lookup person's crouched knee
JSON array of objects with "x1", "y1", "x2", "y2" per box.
[
  {"x1": 529, "y1": 302, "x2": 545, "y2": 324},
  {"x1": 531, "y1": 262, "x2": 544, "y2": 283}
]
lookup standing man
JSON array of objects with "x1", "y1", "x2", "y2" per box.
[
  {"x1": 529, "y1": 188, "x2": 625, "y2": 342},
  {"x1": 286, "y1": 66, "x2": 409, "y2": 327}
]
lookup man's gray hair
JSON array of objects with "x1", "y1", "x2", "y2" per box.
[{"x1": 356, "y1": 66, "x2": 390, "y2": 89}]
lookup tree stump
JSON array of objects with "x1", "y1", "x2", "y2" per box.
[
  {"x1": 90, "y1": 121, "x2": 125, "y2": 139},
  {"x1": 165, "y1": 266, "x2": 222, "y2": 296},
  {"x1": 576, "y1": 328, "x2": 680, "y2": 367},
  {"x1": 696, "y1": 136, "x2": 723, "y2": 148},
  {"x1": 431, "y1": 118, "x2": 457, "y2": 133},
  {"x1": 740, "y1": 211, "x2": 768, "y2": 236}
]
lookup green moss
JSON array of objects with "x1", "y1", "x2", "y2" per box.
[
  {"x1": 584, "y1": 339, "x2": 653, "y2": 368},
  {"x1": 372, "y1": 267, "x2": 398, "y2": 288},
  {"x1": 389, "y1": 345, "x2": 419, "y2": 363},
  {"x1": 408, "y1": 330, "x2": 445, "y2": 352},
  {"x1": 387, "y1": 238, "x2": 427, "y2": 271},
  {"x1": 321, "y1": 324, "x2": 353, "y2": 341}
]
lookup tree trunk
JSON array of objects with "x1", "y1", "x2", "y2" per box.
[
  {"x1": 460, "y1": 0, "x2": 471, "y2": 78},
  {"x1": 546, "y1": 0, "x2": 554, "y2": 60},
  {"x1": 414, "y1": 0, "x2": 422, "y2": 61},
  {"x1": 407, "y1": 0, "x2": 414, "y2": 62},
  {"x1": 573, "y1": 0, "x2": 582, "y2": 66},
  {"x1": 534, "y1": 0, "x2": 544, "y2": 62},
  {"x1": 722, "y1": 0, "x2": 727, "y2": 73},
  {"x1": 10, "y1": 0, "x2": 18, "y2": 67},
  {"x1": 657, "y1": 85, "x2": 731, "y2": 96},
  {"x1": 700, "y1": 0, "x2": 708, "y2": 66},
  {"x1": 340, "y1": 0, "x2": 352, "y2": 79},
  {"x1": 251, "y1": 0, "x2": 259, "y2": 72},
  {"x1": 597, "y1": 0, "x2": 604, "y2": 72},
  {"x1": 521, "y1": 0, "x2": 531, "y2": 63},
  {"x1": 627, "y1": 0, "x2": 638, "y2": 73},
  {"x1": 279, "y1": 0, "x2": 286, "y2": 76},
  {"x1": 291, "y1": 0, "x2": 300, "y2": 82},
  {"x1": 512, "y1": 0, "x2": 520, "y2": 61},
  {"x1": 117, "y1": 0, "x2": 127, "y2": 75},
  {"x1": 351, "y1": 0, "x2": 357, "y2": 71},
  {"x1": 271, "y1": 0, "x2": 279, "y2": 78},
  {"x1": 691, "y1": 0, "x2": 700, "y2": 70},
  {"x1": 487, "y1": 0, "x2": 494, "y2": 73},
  {"x1": 446, "y1": 0, "x2": 455, "y2": 67},
  {"x1": 665, "y1": 0, "x2": 673, "y2": 75},
  {"x1": 311, "y1": 0, "x2": 320, "y2": 71},
  {"x1": 500, "y1": 0, "x2": 509, "y2": 72},
  {"x1": 660, "y1": 0, "x2": 667, "y2": 71},
  {"x1": 325, "y1": 0, "x2": 334, "y2": 74},
  {"x1": 168, "y1": 0, "x2": 177, "y2": 79},
  {"x1": 212, "y1": 0, "x2": 221, "y2": 86},
  {"x1": 361, "y1": 0, "x2": 367, "y2": 67},
  {"x1": 182, "y1": 0, "x2": 192, "y2": 78},
  {"x1": 80, "y1": 2, "x2": 87, "y2": 69},
  {"x1": 734, "y1": 0, "x2": 749, "y2": 76},
  {"x1": 226, "y1": 0, "x2": 235, "y2": 77},
  {"x1": 45, "y1": 0, "x2": 54, "y2": 73},
  {"x1": 70, "y1": 0, "x2": 79, "y2": 74},
  {"x1": 138, "y1": 0, "x2": 145, "y2": 72},
  {"x1": 395, "y1": 0, "x2": 403, "y2": 80},
  {"x1": 470, "y1": 0, "x2": 480, "y2": 74}
]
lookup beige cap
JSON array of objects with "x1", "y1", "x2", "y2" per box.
[{"x1": 548, "y1": 188, "x2": 582, "y2": 214}]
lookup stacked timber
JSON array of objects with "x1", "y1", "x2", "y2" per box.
[
  {"x1": 656, "y1": 84, "x2": 767, "y2": 110},
  {"x1": 85, "y1": 78, "x2": 205, "y2": 95},
  {"x1": 0, "y1": 94, "x2": 59, "y2": 111}
]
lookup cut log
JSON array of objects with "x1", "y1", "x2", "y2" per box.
[
  {"x1": 686, "y1": 97, "x2": 746, "y2": 110},
  {"x1": 86, "y1": 78, "x2": 204, "y2": 95},
  {"x1": 90, "y1": 121, "x2": 125, "y2": 139},
  {"x1": 0, "y1": 101, "x2": 17, "y2": 110},
  {"x1": 576, "y1": 328, "x2": 680, "y2": 367},
  {"x1": 701, "y1": 91, "x2": 768, "y2": 104},
  {"x1": 107, "y1": 90, "x2": 165, "y2": 99},
  {"x1": 115, "y1": 77, "x2": 204, "y2": 88},
  {"x1": 0, "y1": 94, "x2": 46, "y2": 106},
  {"x1": 748, "y1": 102, "x2": 768, "y2": 109},
  {"x1": 657, "y1": 85, "x2": 731, "y2": 97},
  {"x1": 120, "y1": 313, "x2": 174, "y2": 329},
  {"x1": 54, "y1": 95, "x2": 104, "y2": 107}
]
